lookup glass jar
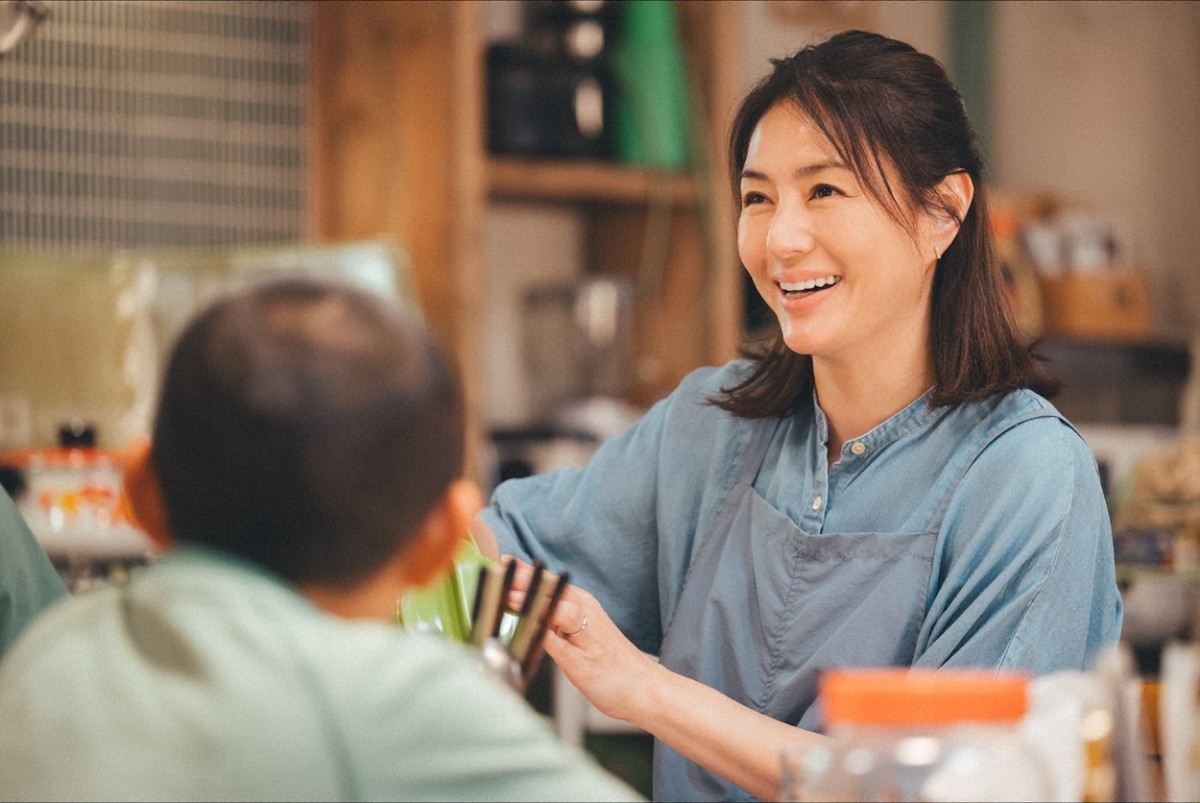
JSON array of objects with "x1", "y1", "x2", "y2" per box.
[{"x1": 781, "y1": 668, "x2": 1054, "y2": 802}]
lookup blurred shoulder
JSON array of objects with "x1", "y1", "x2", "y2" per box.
[{"x1": 662, "y1": 359, "x2": 757, "y2": 418}]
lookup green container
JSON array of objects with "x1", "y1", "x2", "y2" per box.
[
  {"x1": 396, "y1": 536, "x2": 495, "y2": 642},
  {"x1": 610, "y1": 1, "x2": 692, "y2": 170}
]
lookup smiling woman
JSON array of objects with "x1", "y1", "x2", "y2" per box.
[
  {"x1": 473, "y1": 29, "x2": 1123, "y2": 802},
  {"x1": 735, "y1": 102, "x2": 953, "y2": 422},
  {"x1": 718, "y1": 31, "x2": 1058, "y2": 430}
]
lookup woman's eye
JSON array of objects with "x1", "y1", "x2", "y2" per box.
[
  {"x1": 741, "y1": 191, "x2": 768, "y2": 208},
  {"x1": 811, "y1": 184, "x2": 840, "y2": 199}
]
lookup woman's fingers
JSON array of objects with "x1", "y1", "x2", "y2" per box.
[
  {"x1": 546, "y1": 595, "x2": 585, "y2": 640},
  {"x1": 498, "y1": 555, "x2": 536, "y2": 611}
]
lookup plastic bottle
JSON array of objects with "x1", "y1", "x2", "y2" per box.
[{"x1": 783, "y1": 668, "x2": 1053, "y2": 802}]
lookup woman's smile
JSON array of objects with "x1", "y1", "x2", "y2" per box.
[
  {"x1": 779, "y1": 275, "x2": 841, "y2": 295},
  {"x1": 774, "y1": 274, "x2": 842, "y2": 316}
]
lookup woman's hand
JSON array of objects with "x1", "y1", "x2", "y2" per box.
[
  {"x1": 540, "y1": 584, "x2": 661, "y2": 725},
  {"x1": 501, "y1": 556, "x2": 827, "y2": 801},
  {"x1": 500, "y1": 557, "x2": 659, "y2": 725}
]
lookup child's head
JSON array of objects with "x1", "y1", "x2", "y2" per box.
[{"x1": 145, "y1": 276, "x2": 465, "y2": 590}]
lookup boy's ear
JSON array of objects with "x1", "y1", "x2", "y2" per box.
[
  {"x1": 397, "y1": 478, "x2": 484, "y2": 590},
  {"x1": 121, "y1": 440, "x2": 173, "y2": 550}
]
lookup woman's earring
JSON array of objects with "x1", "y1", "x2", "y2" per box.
[{"x1": 934, "y1": 246, "x2": 941, "y2": 261}]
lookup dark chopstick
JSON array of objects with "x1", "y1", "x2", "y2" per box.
[
  {"x1": 519, "y1": 570, "x2": 571, "y2": 682},
  {"x1": 469, "y1": 557, "x2": 573, "y2": 687},
  {"x1": 494, "y1": 557, "x2": 519, "y2": 639},
  {"x1": 469, "y1": 564, "x2": 490, "y2": 637},
  {"x1": 508, "y1": 561, "x2": 547, "y2": 658},
  {"x1": 469, "y1": 564, "x2": 504, "y2": 645}
]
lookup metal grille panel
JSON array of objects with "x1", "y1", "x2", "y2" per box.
[{"x1": 0, "y1": 0, "x2": 308, "y2": 250}]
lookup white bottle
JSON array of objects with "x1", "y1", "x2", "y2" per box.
[{"x1": 786, "y1": 668, "x2": 1052, "y2": 802}]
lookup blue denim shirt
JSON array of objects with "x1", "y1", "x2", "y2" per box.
[{"x1": 483, "y1": 360, "x2": 1123, "y2": 771}]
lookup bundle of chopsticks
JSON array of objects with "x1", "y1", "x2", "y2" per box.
[{"x1": 469, "y1": 559, "x2": 569, "y2": 689}]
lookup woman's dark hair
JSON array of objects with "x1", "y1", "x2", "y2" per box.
[
  {"x1": 714, "y1": 30, "x2": 1057, "y2": 417},
  {"x1": 152, "y1": 276, "x2": 464, "y2": 588}
]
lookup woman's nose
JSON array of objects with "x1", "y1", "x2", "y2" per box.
[{"x1": 765, "y1": 203, "x2": 816, "y2": 259}]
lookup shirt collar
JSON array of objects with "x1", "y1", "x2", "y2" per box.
[{"x1": 812, "y1": 386, "x2": 940, "y2": 456}]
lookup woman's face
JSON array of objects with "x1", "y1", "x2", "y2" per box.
[{"x1": 737, "y1": 102, "x2": 939, "y2": 373}]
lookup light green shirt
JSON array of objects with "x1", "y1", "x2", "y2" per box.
[
  {"x1": 0, "y1": 546, "x2": 642, "y2": 802},
  {"x1": 0, "y1": 486, "x2": 66, "y2": 658}
]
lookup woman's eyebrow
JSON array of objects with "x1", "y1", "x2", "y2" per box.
[{"x1": 740, "y1": 161, "x2": 850, "y2": 182}]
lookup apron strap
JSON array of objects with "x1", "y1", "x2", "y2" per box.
[{"x1": 659, "y1": 415, "x2": 781, "y2": 641}]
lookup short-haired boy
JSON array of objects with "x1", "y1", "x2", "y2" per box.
[{"x1": 0, "y1": 277, "x2": 641, "y2": 801}]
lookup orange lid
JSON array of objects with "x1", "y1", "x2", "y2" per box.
[{"x1": 820, "y1": 668, "x2": 1030, "y2": 727}]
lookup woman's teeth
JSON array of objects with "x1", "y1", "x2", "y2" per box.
[{"x1": 780, "y1": 276, "x2": 840, "y2": 294}]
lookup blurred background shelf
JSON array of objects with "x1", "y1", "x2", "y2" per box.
[
  {"x1": 487, "y1": 158, "x2": 699, "y2": 207},
  {"x1": 1039, "y1": 336, "x2": 1191, "y2": 428}
]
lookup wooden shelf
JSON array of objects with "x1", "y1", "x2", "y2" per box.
[
  {"x1": 310, "y1": 0, "x2": 742, "y2": 482},
  {"x1": 487, "y1": 157, "x2": 699, "y2": 207}
]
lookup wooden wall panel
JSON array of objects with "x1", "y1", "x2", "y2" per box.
[{"x1": 310, "y1": 0, "x2": 485, "y2": 477}]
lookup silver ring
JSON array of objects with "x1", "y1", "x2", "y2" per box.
[{"x1": 563, "y1": 616, "x2": 588, "y2": 639}]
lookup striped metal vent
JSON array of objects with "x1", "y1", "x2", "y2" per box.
[{"x1": 0, "y1": 0, "x2": 308, "y2": 250}]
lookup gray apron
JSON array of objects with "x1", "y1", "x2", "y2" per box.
[{"x1": 654, "y1": 417, "x2": 939, "y2": 801}]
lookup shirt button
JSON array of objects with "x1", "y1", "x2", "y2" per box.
[
  {"x1": 850, "y1": 442, "x2": 866, "y2": 455},
  {"x1": 812, "y1": 495, "x2": 823, "y2": 511}
]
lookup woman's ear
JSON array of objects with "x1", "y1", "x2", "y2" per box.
[
  {"x1": 121, "y1": 439, "x2": 173, "y2": 550},
  {"x1": 397, "y1": 478, "x2": 484, "y2": 590},
  {"x1": 932, "y1": 170, "x2": 975, "y2": 245},
  {"x1": 943, "y1": 170, "x2": 974, "y2": 221}
]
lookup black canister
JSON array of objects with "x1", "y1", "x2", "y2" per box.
[{"x1": 486, "y1": 1, "x2": 618, "y2": 160}]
